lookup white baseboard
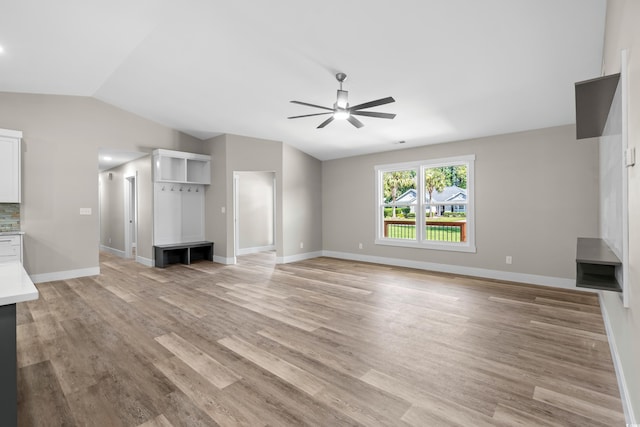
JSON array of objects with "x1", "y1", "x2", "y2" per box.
[
  {"x1": 136, "y1": 256, "x2": 154, "y2": 267},
  {"x1": 321, "y1": 250, "x2": 582, "y2": 290},
  {"x1": 214, "y1": 255, "x2": 236, "y2": 265},
  {"x1": 599, "y1": 293, "x2": 636, "y2": 425},
  {"x1": 30, "y1": 267, "x2": 101, "y2": 284},
  {"x1": 276, "y1": 251, "x2": 323, "y2": 264},
  {"x1": 237, "y1": 245, "x2": 275, "y2": 255},
  {"x1": 99, "y1": 245, "x2": 126, "y2": 258}
]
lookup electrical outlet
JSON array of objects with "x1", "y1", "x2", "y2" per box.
[
  {"x1": 300, "y1": 242, "x2": 304, "y2": 249},
  {"x1": 506, "y1": 256, "x2": 512, "y2": 265},
  {"x1": 221, "y1": 206, "x2": 226, "y2": 214},
  {"x1": 358, "y1": 243, "x2": 363, "y2": 249},
  {"x1": 79, "y1": 208, "x2": 92, "y2": 215},
  {"x1": 108, "y1": 237, "x2": 112, "y2": 244}
]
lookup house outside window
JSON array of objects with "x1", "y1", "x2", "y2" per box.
[{"x1": 375, "y1": 155, "x2": 475, "y2": 252}]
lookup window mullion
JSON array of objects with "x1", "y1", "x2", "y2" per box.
[{"x1": 417, "y1": 167, "x2": 424, "y2": 242}]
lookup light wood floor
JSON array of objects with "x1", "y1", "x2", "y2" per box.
[{"x1": 16, "y1": 252, "x2": 625, "y2": 426}]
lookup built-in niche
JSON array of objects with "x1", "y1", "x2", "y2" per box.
[{"x1": 575, "y1": 51, "x2": 632, "y2": 307}]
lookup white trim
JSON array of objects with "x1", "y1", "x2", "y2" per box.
[
  {"x1": 152, "y1": 148, "x2": 211, "y2": 162},
  {"x1": 233, "y1": 173, "x2": 239, "y2": 259},
  {"x1": 375, "y1": 238, "x2": 476, "y2": 253},
  {"x1": 214, "y1": 255, "x2": 236, "y2": 265},
  {"x1": 237, "y1": 245, "x2": 276, "y2": 255},
  {"x1": 375, "y1": 155, "x2": 476, "y2": 253},
  {"x1": 136, "y1": 256, "x2": 154, "y2": 267},
  {"x1": 124, "y1": 173, "x2": 137, "y2": 260},
  {"x1": 599, "y1": 293, "x2": 636, "y2": 424},
  {"x1": 321, "y1": 250, "x2": 582, "y2": 290},
  {"x1": 99, "y1": 245, "x2": 126, "y2": 258},
  {"x1": 276, "y1": 251, "x2": 323, "y2": 264},
  {"x1": 620, "y1": 49, "x2": 630, "y2": 308},
  {"x1": 30, "y1": 267, "x2": 100, "y2": 284},
  {"x1": 0, "y1": 128, "x2": 23, "y2": 139}
]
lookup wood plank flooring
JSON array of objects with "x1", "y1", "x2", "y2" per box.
[{"x1": 16, "y1": 252, "x2": 625, "y2": 426}]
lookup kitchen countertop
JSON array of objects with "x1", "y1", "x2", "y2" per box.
[{"x1": 0, "y1": 261, "x2": 38, "y2": 306}]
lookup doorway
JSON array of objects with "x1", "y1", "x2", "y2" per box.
[
  {"x1": 124, "y1": 174, "x2": 137, "y2": 259},
  {"x1": 233, "y1": 171, "x2": 276, "y2": 264}
]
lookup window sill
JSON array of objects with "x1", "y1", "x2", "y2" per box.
[{"x1": 375, "y1": 238, "x2": 477, "y2": 253}]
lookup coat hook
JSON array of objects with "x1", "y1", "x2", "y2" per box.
[
  {"x1": 188, "y1": 187, "x2": 191, "y2": 192},
  {"x1": 196, "y1": 187, "x2": 199, "y2": 192},
  {"x1": 161, "y1": 186, "x2": 165, "y2": 191},
  {"x1": 180, "y1": 186, "x2": 183, "y2": 191},
  {"x1": 171, "y1": 186, "x2": 174, "y2": 191}
]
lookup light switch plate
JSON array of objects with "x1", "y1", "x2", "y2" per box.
[{"x1": 80, "y1": 208, "x2": 92, "y2": 215}]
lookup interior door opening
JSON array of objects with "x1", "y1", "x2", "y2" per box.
[{"x1": 233, "y1": 171, "x2": 276, "y2": 265}]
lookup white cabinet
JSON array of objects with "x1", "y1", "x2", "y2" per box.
[
  {"x1": 0, "y1": 235, "x2": 22, "y2": 264},
  {"x1": 152, "y1": 150, "x2": 210, "y2": 246},
  {"x1": 0, "y1": 129, "x2": 22, "y2": 203},
  {"x1": 153, "y1": 149, "x2": 211, "y2": 184}
]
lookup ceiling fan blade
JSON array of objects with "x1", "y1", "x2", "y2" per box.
[
  {"x1": 350, "y1": 96, "x2": 395, "y2": 111},
  {"x1": 347, "y1": 115, "x2": 364, "y2": 128},
  {"x1": 290, "y1": 100, "x2": 334, "y2": 111},
  {"x1": 350, "y1": 111, "x2": 396, "y2": 119},
  {"x1": 317, "y1": 116, "x2": 335, "y2": 128},
  {"x1": 288, "y1": 112, "x2": 333, "y2": 119}
]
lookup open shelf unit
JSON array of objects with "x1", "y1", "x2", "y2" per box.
[
  {"x1": 576, "y1": 237, "x2": 622, "y2": 292},
  {"x1": 153, "y1": 149, "x2": 210, "y2": 184}
]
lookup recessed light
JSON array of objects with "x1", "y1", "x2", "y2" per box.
[
  {"x1": 0, "y1": 45, "x2": 4, "y2": 54},
  {"x1": 103, "y1": 156, "x2": 113, "y2": 161}
]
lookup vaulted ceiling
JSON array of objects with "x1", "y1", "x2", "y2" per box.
[{"x1": 0, "y1": 1, "x2": 606, "y2": 160}]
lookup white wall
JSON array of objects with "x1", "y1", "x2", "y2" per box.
[
  {"x1": 322, "y1": 125, "x2": 598, "y2": 281},
  {"x1": 600, "y1": 0, "x2": 640, "y2": 421}
]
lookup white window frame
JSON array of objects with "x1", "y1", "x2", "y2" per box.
[{"x1": 375, "y1": 155, "x2": 476, "y2": 253}]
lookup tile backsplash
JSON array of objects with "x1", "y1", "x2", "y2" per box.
[{"x1": 0, "y1": 203, "x2": 20, "y2": 231}]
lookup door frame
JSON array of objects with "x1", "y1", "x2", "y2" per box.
[
  {"x1": 232, "y1": 171, "x2": 276, "y2": 262},
  {"x1": 124, "y1": 172, "x2": 138, "y2": 259}
]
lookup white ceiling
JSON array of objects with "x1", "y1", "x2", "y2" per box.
[{"x1": 0, "y1": 0, "x2": 607, "y2": 161}]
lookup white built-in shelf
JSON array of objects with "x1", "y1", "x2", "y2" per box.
[{"x1": 153, "y1": 149, "x2": 211, "y2": 184}]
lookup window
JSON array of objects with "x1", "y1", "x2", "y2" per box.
[{"x1": 375, "y1": 155, "x2": 475, "y2": 252}]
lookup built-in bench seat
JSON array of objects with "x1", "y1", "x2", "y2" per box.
[{"x1": 154, "y1": 241, "x2": 214, "y2": 268}]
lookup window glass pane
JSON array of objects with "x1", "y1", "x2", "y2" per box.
[
  {"x1": 381, "y1": 169, "x2": 417, "y2": 240},
  {"x1": 382, "y1": 169, "x2": 416, "y2": 210},
  {"x1": 423, "y1": 164, "x2": 468, "y2": 243}
]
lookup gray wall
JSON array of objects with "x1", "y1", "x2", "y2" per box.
[
  {"x1": 0, "y1": 92, "x2": 204, "y2": 277},
  {"x1": 203, "y1": 134, "x2": 322, "y2": 262},
  {"x1": 323, "y1": 124, "x2": 598, "y2": 279},
  {"x1": 601, "y1": 0, "x2": 640, "y2": 420},
  {"x1": 225, "y1": 134, "x2": 283, "y2": 260},
  {"x1": 203, "y1": 135, "x2": 228, "y2": 261},
  {"x1": 237, "y1": 171, "x2": 275, "y2": 251},
  {"x1": 283, "y1": 143, "x2": 323, "y2": 257}
]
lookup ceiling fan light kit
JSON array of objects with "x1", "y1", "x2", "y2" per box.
[{"x1": 288, "y1": 73, "x2": 396, "y2": 129}]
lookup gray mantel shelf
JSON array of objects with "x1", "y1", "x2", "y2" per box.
[{"x1": 576, "y1": 237, "x2": 622, "y2": 292}]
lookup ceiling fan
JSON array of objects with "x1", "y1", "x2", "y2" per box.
[{"x1": 288, "y1": 73, "x2": 396, "y2": 129}]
